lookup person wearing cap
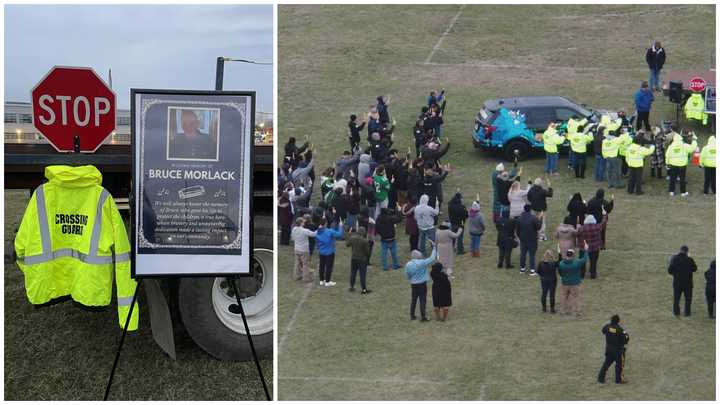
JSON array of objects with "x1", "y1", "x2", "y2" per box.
[
  {"x1": 558, "y1": 246, "x2": 588, "y2": 316},
  {"x1": 625, "y1": 136, "x2": 655, "y2": 195},
  {"x1": 467, "y1": 198, "x2": 486, "y2": 258},
  {"x1": 597, "y1": 314, "x2": 630, "y2": 384},
  {"x1": 668, "y1": 246, "x2": 698, "y2": 316},
  {"x1": 405, "y1": 243, "x2": 438, "y2": 322},
  {"x1": 577, "y1": 215, "x2": 608, "y2": 279},
  {"x1": 436, "y1": 220, "x2": 462, "y2": 278},
  {"x1": 542, "y1": 122, "x2": 565, "y2": 175},
  {"x1": 665, "y1": 129, "x2": 697, "y2": 197}
]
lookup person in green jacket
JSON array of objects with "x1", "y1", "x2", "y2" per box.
[
  {"x1": 346, "y1": 226, "x2": 372, "y2": 294},
  {"x1": 373, "y1": 165, "x2": 391, "y2": 219},
  {"x1": 700, "y1": 135, "x2": 716, "y2": 195},
  {"x1": 558, "y1": 246, "x2": 588, "y2": 316}
]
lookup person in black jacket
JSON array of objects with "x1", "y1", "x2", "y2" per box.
[
  {"x1": 421, "y1": 166, "x2": 450, "y2": 210},
  {"x1": 668, "y1": 246, "x2": 698, "y2": 317},
  {"x1": 598, "y1": 314, "x2": 630, "y2": 384},
  {"x1": 586, "y1": 189, "x2": 614, "y2": 249},
  {"x1": 645, "y1": 41, "x2": 666, "y2": 92},
  {"x1": 430, "y1": 262, "x2": 452, "y2": 321},
  {"x1": 447, "y1": 192, "x2": 468, "y2": 255},
  {"x1": 496, "y1": 169, "x2": 522, "y2": 218},
  {"x1": 706, "y1": 260, "x2": 715, "y2": 318},
  {"x1": 527, "y1": 177, "x2": 553, "y2": 241},
  {"x1": 495, "y1": 209, "x2": 517, "y2": 269},
  {"x1": 348, "y1": 114, "x2": 366, "y2": 152},
  {"x1": 566, "y1": 192, "x2": 587, "y2": 226},
  {"x1": 515, "y1": 205, "x2": 542, "y2": 275},
  {"x1": 537, "y1": 249, "x2": 559, "y2": 312},
  {"x1": 375, "y1": 208, "x2": 403, "y2": 271},
  {"x1": 284, "y1": 136, "x2": 309, "y2": 160}
]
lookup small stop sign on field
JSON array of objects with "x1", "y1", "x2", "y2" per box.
[
  {"x1": 31, "y1": 66, "x2": 116, "y2": 152},
  {"x1": 688, "y1": 76, "x2": 707, "y2": 93}
]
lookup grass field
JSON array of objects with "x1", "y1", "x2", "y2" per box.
[
  {"x1": 278, "y1": 4, "x2": 716, "y2": 401},
  {"x1": 4, "y1": 189, "x2": 272, "y2": 400}
]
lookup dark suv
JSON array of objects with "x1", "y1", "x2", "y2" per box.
[{"x1": 472, "y1": 96, "x2": 615, "y2": 160}]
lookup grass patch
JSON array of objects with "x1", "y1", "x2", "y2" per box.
[{"x1": 278, "y1": 4, "x2": 715, "y2": 400}]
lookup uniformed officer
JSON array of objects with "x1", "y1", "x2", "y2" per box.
[
  {"x1": 665, "y1": 129, "x2": 698, "y2": 197},
  {"x1": 598, "y1": 314, "x2": 630, "y2": 384},
  {"x1": 625, "y1": 137, "x2": 655, "y2": 195}
]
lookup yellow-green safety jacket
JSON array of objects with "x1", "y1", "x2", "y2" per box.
[
  {"x1": 568, "y1": 131, "x2": 593, "y2": 153},
  {"x1": 566, "y1": 117, "x2": 588, "y2": 137},
  {"x1": 665, "y1": 134, "x2": 697, "y2": 167},
  {"x1": 542, "y1": 126, "x2": 565, "y2": 153},
  {"x1": 600, "y1": 115, "x2": 622, "y2": 136},
  {"x1": 601, "y1": 136, "x2": 621, "y2": 158},
  {"x1": 14, "y1": 165, "x2": 138, "y2": 331},
  {"x1": 617, "y1": 132, "x2": 633, "y2": 156},
  {"x1": 700, "y1": 136, "x2": 716, "y2": 168},
  {"x1": 625, "y1": 143, "x2": 655, "y2": 168},
  {"x1": 684, "y1": 93, "x2": 708, "y2": 125}
]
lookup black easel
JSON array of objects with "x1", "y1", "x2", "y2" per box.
[
  {"x1": 103, "y1": 282, "x2": 141, "y2": 400},
  {"x1": 228, "y1": 276, "x2": 271, "y2": 400}
]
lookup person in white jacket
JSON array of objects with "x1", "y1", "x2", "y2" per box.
[
  {"x1": 507, "y1": 180, "x2": 530, "y2": 219},
  {"x1": 291, "y1": 217, "x2": 317, "y2": 283}
]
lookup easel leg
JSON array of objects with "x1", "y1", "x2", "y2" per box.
[
  {"x1": 228, "y1": 276, "x2": 271, "y2": 401},
  {"x1": 103, "y1": 282, "x2": 141, "y2": 401}
]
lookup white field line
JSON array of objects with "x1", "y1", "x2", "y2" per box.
[
  {"x1": 279, "y1": 375, "x2": 452, "y2": 385},
  {"x1": 424, "y1": 4, "x2": 466, "y2": 65},
  {"x1": 278, "y1": 282, "x2": 313, "y2": 355}
]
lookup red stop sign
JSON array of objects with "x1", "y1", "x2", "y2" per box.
[
  {"x1": 688, "y1": 76, "x2": 707, "y2": 93},
  {"x1": 31, "y1": 66, "x2": 116, "y2": 152}
]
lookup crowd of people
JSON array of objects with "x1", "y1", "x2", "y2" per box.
[{"x1": 278, "y1": 86, "x2": 715, "y2": 328}]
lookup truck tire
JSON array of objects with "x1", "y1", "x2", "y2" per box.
[
  {"x1": 503, "y1": 139, "x2": 531, "y2": 161},
  {"x1": 178, "y1": 217, "x2": 273, "y2": 361}
]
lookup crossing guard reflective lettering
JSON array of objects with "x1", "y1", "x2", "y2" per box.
[{"x1": 15, "y1": 165, "x2": 138, "y2": 330}]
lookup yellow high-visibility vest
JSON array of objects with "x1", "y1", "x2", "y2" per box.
[
  {"x1": 665, "y1": 134, "x2": 697, "y2": 167},
  {"x1": 700, "y1": 136, "x2": 716, "y2": 168},
  {"x1": 684, "y1": 93, "x2": 708, "y2": 125},
  {"x1": 14, "y1": 165, "x2": 138, "y2": 330},
  {"x1": 602, "y1": 136, "x2": 621, "y2": 158},
  {"x1": 625, "y1": 143, "x2": 655, "y2": 168},
  {"x1": 542, "y1": 126, "x2": 565, "y2": 153},
  {"x1": 568, "y1": 132, "x2": 593, "y2": 153}
]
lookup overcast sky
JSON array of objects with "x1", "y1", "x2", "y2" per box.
[{"x1": 4, "y1": 4, "x2": 273, "y2": 112}]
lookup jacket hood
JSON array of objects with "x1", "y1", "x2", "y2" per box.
[
  {"x1": 672, "y1": 134, "x2": 683, "y2": 144},
  {"x1": 707, "y1": 136, "x2": 716, "y2": 148},
  {"x1": 45, "y1": 165, "x2": 102, "y2": 188},
  {"x1": 419, "y1": 194, "x2": 429, "y2": 206},
  {"x1": 449, "y1": 192, "x2": 462, "y2": 206},
  {"x1": 360, "y1": 154, "x2": 372, "y2": 163},
  {"x1": 583, "y1": 215, "x2": 597, "y2": 225}
]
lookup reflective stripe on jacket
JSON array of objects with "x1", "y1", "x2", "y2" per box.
[
  {"x1": 602, "y1": 136, "x2": 621, "y2": 158},
  {"x1": 14, "y1": 165, "x2": 138, "y2": 331},
  {"x1": 684, "y1": 93, "x2": 708, "y2": 125},
  {"x1": 568, "y1": 132, "x2": 593, "y2": 153},
  {"x1": 542, "y1": 127, "x2": 565, "y2": 153}
]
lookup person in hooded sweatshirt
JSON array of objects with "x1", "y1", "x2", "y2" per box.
[
  {"x1": 586, "y1": 189, "x2": 614, "y2": 249},
  {"x1": 566, "y1": 192, "x2": 587, "y2": 226},
  {"x1": 436, "y1": 220, "x2": 462, "y2": 278},
  {"x1": 706, "y1": 260, "x2": 715, "y2": 318},
  {"x1": 467, "y1": 198, "x2": 486, "y2": 258},
  {"x1": 448, "y1": 192, "x2": 469, "y2": 255},
  {"x1": 495, "y1": 209, "x2": 517, "y2": 269},
  {"x1": 577, "y1": 214, "x2": 608, "y2": 279},
  {"x1": 414, "y1": 194, "x2": 440, "y2": 256},
  {"x1": 405, "y1": 243, "x2": 438, "y2": 322},
  {"x1": 315, "y1": 217, "x2": 344, "y2": 287},
  {"x1": 346, "y1": 226, "x2": 372, "y2": 294},
  {"x1": 431, "y1": 262, "x2": 452, "y2": 321},
  {"x1": 555, "y1": 216, "x2": 578, "y2": 260}
]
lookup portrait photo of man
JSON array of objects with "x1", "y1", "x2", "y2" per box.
[{"x1": 167, "y1": 107, "x2": 220, "y2": 161}]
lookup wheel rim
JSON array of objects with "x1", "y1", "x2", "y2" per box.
[{"x1": 211, "y1": 248, "x2": 274, "y2": 335}]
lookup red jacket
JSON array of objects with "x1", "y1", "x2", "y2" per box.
[{"x1": 577, "y1": 216, "x2": 608, "y2": 252}]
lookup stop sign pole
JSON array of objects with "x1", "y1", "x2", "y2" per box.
[{"x1": 31, "y1": 66, "x2": 116, "y2": 153}]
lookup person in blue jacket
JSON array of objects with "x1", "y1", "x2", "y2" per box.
[
  {"x1": 405, "y1": 240, "x2": 438, "y2": 322},
  {"x1": 634, "y1": 81, "x2": 654, "y2": 131},
  {"x1": 316, "y1": 217, "x2": 344, "y2": 287}
]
